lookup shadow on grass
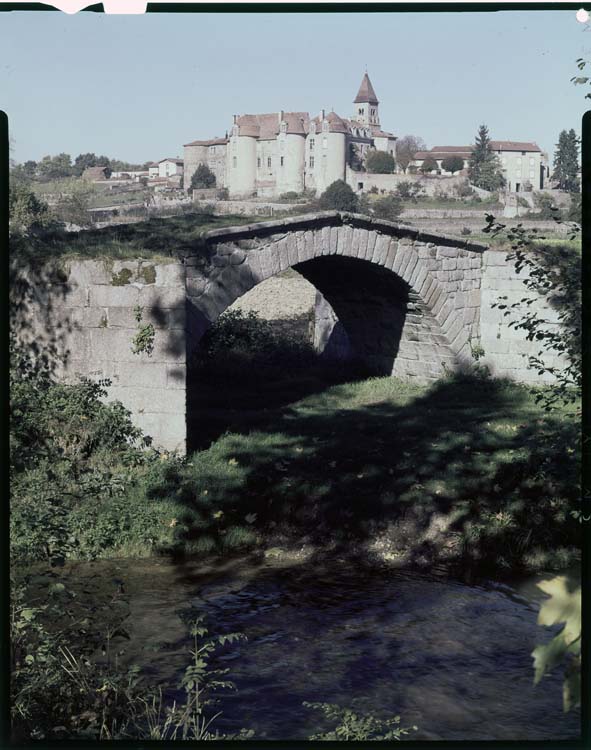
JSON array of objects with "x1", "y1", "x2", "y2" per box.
[{"x1": 151, "y1": 371, "x2": 580, "y2": 578}]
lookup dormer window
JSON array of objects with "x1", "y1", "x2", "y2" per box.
[
  {"x1": 310, "y1": 122, "x2": 316, "y2": 134},
  {"x1": 280, "y1": 122, "x2": 287, "y2": 133},
  {"x1": 322, "y1": 120, "x2": 329, "y2": 132}
]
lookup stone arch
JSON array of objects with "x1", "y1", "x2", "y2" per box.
[{"x1": 186, "y1": 211, "x2": 485, "y2": 380}]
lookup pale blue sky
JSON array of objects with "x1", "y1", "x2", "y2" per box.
[{"x1": 1, "y1": 9, "x2": 589, "y2": 164}]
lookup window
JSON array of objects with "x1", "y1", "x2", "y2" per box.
[
  {"x1": 280, "y1": 156, "x2": 284, "y2": 167},
  {"x1": 267, "y1": 157, "x2": 272, "y2": 168},
  {"x1": 358, "y1": 108, "x2": 363, "y2": 115},
  {"x1": 233, "y1": 156, "x2": 237, "y2": 168},
  {"x1": 358, "y1": 182, "x2": 364, "y2": 190},
  {"x1": 309, "y1": 156, "x2": 315, "y2": 168},
  {"x1": 323, "y1": 138, "x2": 328, "y2": 148},
  {"x1": 310, "y1": 139, "x2": 315, "y2": 148},
  {"x1": 257, "y1": 157, "x2": 261, "y2": 168},
  {"x1": 521, "y1": 151, "x2": 526, "y2": 156},
  {"x1": 529, "y1": 170, "x2": 535, "y2": 179}
]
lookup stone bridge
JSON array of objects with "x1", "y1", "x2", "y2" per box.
[{"x1": 15, "y1": 211, "x2": 563, "y2": 453}]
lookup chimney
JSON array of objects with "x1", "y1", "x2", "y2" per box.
[
  {"x1": 233, "y1": 115, "x2": 237, "y2": 124},
  {"x1": 321, "y1": 109, "x2": 325, "y2": 120},
  {"x1": 279, "y1": 109, "x2": 284, "y2": 123}
]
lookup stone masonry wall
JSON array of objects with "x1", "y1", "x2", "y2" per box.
[
  {"x1": 13, "y1": 259, "x2": 187, "y2": 453},
  {"x1": 479, "y1": 250, "x2": 567, "y2": 384}
]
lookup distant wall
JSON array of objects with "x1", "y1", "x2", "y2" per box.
[{"x1": 345, "y1": 169, "x2": 466, "y2": 196}]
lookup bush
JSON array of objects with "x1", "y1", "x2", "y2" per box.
[
  {"x1": 460, "y1": 226, "x2": 472, "y2": 236},
  {"x1": 216, "y1": 187, "x2": 229, "y2": 200},
  {"x1": 394, "y1": 181, "x2": 425, "y2": 202},
  {"x1": 440, "y1": 156, "x2": 465, "y2": 174},
  {"x1": 532, "y1": 192, "x2": 563, "y2": 220},
  {"x1": 9, "y1": 184, "x2": 57, "y2": 235},
  {"x1": 317, "y1": 180, "x2": 359, "y2": 212},
  {"x1": 419, "y1": 156, "x2": 438, "y2": 174},
  {"x1": 365, "y1": 150, "x2": 396, "y2": 174},
  {"x1": 190, "y1": 164, "x2": 216, "y2": 190},
  {"x1": 371, "y1": 194, "x2": 404, "y2": 222}
]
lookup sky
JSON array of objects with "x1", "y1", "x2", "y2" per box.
[{"x1": 1, "y1": 8, "x2": 589, "y2": 164}]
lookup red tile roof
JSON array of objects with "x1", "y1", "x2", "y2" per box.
[
  {"x1": 184, "y1": 138, "x2": 228, "y2": 147},
  {"x1": 158, "y1": 157, "x2": 184, "y2": 164},
  {"x1": 354, "y1": 72, "x2": 379, "y2": 105},
  {"x1": 490, "y1": 140, "x2": 541, "y2": 152},
  {"x1": 236, "y1": 112, "x2": 309, "y2": 139}
]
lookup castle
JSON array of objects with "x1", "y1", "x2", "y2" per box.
[{"x1": 183, "y1": 73, "x2": 397, "y2": 199}]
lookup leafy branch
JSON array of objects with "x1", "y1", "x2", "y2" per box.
[{"x1": 130, "y1": 306, "x2": 155, "y2": 357}]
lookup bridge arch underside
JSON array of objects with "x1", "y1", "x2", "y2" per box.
[{"x1": 186, "y1": 222, "x2": 483, "y2": 382}]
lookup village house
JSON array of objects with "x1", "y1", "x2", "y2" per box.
[
  {"x1": 158, "y1": 158, "x2": 184, "y2": 179},
  {"x1": 413, "y1": 142, "x2": 549, "y2": 191}
]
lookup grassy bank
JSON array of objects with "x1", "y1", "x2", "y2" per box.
[{"x1": 11, "y1": 348, "x2": 580, "y2": 574}]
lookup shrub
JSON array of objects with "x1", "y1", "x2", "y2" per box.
[
  {"x1": 317, "y1": 180, "x2": 359, "y2": 212},
  {"x1": 190, "y1": 164, "x2": 216, "y2": 190},
  {"x1": 460, "y1": 226, "x2": 472, "y2": 236},
  {"x1": 368, "y1": 185, "x2": 379, "y2": 195},
  {"x1": 440, "y1": 155, "x2": 465, "y2": 174},
  {"x1": 419, "y1": 156, "x2": 438, "y2": 174},
  {"x1": 216, "y1": 187, "x2": 229, "y2": 200},
  {"x1": 394, "y1": 181, "x2": 425, "y2": 202},
  {"x1": 9, "y1": 184, "x2": 57, "y2": 235},
  {"x1": 532, "y1": 192, "x2": 563, "y2": 220},
  {"x1": 365, "y1": 150, "x2": 396, "y2": 174},
  {"x1": 371, "y1": 194, "x2": 404, "y2": 222}
]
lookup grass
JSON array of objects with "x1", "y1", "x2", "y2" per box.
[
  {"x1": 144, "y1": 370, "x2": 580, "y2": 574},
  {"x1": 9, "y1": 212, "x2": 269, "y2": 264}
]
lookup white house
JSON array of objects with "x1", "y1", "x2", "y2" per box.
[{"x1": 158, "y1": 158, "x2": 184, "y2": 179}]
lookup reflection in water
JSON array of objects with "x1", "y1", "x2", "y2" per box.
[{"x1": 60, "y1": 557, "x2": 580, "y2": 741}]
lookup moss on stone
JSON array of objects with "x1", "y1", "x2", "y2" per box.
[
  {"x1": 111, "y1": 267, "x2": 133, "y2": 286},
  {"x1": 138, "y1": 264, "x2": 156, "y2": 285}
]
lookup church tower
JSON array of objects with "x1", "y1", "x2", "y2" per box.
[{"x1": 353, "y1": 72, "x2": 380, "y2": 127}]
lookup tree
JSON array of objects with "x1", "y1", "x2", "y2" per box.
[
  {"x1": 394, "y1": 181, "x2": 425, "y2": 202},
  {"x1": 468, "y1": 125, "x2": 505, "y2": 191},
  {"x1": 9, "y1": 183, "x2": 55, "y2": 234},
  {"x1": 365, "y1": 150, "x2": 396, "y2": 174},
  {"x1": 190, "y1": 163, "x2": 216, "y2": 189},
  {"x1": 318, "y1": 180, "x2": 359, "y2": 212},
  {"x1": 37, "y1": 153, "x2": 73, "y2": 180},
  {"x1": 552, "y1": 129, "x2": 579, "y2": 192},
  {"x1": 420, "y1": 156, "x2": 438, "y2": 174},
  {"x1": 22, "y1": 160, "x2": 37, "y2": 178},
  {"x1": 395, "y1": 135, "x2": 426, "y2": 173},
  {"x1": 371, "y1": 194, "x2": 404, "y2": 222},
  {"x1": 348, "y1": 143, "x2": 363, "y2": 171},
  {"x1": 440, "y1": 156, "x2": 465, "y2": 174}
]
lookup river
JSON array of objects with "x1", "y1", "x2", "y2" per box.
[{"x1": 40, "y1": 555, "x2": 580, "y2": 742}]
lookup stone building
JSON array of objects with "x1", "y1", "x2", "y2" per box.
[
  {"x1": 183, "y1": 73, "x2": 397, "y2": 198},
  {"x1": 413, "y1": 142, "x2": 549, "y2": 190}
]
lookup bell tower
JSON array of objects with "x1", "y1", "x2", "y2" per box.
[{"x1": 353, "y1": 72, "x2": 380, "y2": 127}]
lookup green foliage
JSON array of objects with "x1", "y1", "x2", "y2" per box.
[
  {"x1": 216, "y1": 187, "x2": 229, "y2": 200},
  {"x1": 419, "y1": 156, "x2": 438, "y2": 174},
  {"x1": 191, "y1": 164, "x2": 216, "y2": 189},
  {"x1": 131, "y1": 306, "x2": 155, "y2": 357},
  {"x1": 571, "y1": 57, "x2": 591, "y2": 99},
  {"x1": 318, "y1": 180, "x2": 359, "y2": 212},
  {"x1": 371, "y1": 194, "x2": 404, "y2": 222},
  {"x1": 532, "y1": 192, "x2": 562, "y2": 220},
  {"x1": 565, "y1": 192, "x2": 581, "y2": 224},
  {"x1": 468, "y1": 125, "x2": 505, "y2": 191},
  {"x1": 440, "y1": 155, "x2": 465, "y2": 174},
  {"x1": 395, "y1": 135, "x2": 426, "y2": 173},
  {"x1": 485, "y1": 217, "x2": 581, "y2": 410},
  {"x1": 531, "y1": 576, "x2": 581, "y2": 711},
  {"x1": 37, "y1": 153, "x2": 75, "y2": 180},
  {"x1": 304, "y1": 702, "x2": 417, "y2": 740},
  {"x1": 365, "y1": 149, "x2": 396, "y2": 174},
  {"x1": 552, "y1": 129, "x2": 579, "y2": 192},
  {"x1": 394, "y1": 180, "x2": 425, "y2": 202},
  {"x1": 11, "y1": 580, "x2": 250, "y2": 741},
  {"x1": 52, "y1": 180, "x2": 96, "y2": 228},
  {"x1": 72, "y1": 153, "x2": 111, "y2": 177},
  {"x1": 196, "y1": 309, "x2": 315, "y2": 381},
  {"x1": 9, "y1": 183, "x2": 56, "y2": 234}
]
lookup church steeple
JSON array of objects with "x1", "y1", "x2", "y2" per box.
[{"x1": 353, "y1": 72, "x2": 380, "y2": 127}]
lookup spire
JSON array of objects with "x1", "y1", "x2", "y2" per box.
[{"x1": 354, "y1": 72, "x2": 379, "y2": 105}]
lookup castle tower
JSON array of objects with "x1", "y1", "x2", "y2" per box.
[{"x1": 353, "y1": 72, "x2": 380, "y2": 127}]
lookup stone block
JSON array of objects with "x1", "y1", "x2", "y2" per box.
[
  {"x1": 115, "y1": 361, "x2": 169, "y2": 388},
  {"x1": 90, "y1": 284, "x2": 139, "y2": 308},
  {"x1": 187, "y1": 275, "x2": 207, "y2": 297},
  {"x1": 287, "y1": 233, "x2": 299, "y2": 266},
  {"x1": 247, "y1": 252, "x2": 265, "y2": 284},
  {"x1": 358, "y1": 228, "x2": 370, "y2": 260},
  {"x1": 166, "y1": 364, "x2": 186, "y2": 389},
  {"x1": 155, "y1": 263, "x2": 185, "y2": 286},
  {"x1": 107, "y1": 385, "x2": 186, "y2": 416},
  {"x1": 168, "y1": 306, "x2": 187, "y2": 330},
  {"x1": 402, "y1": 251, "x2": 418, "y2": 283},
  {"x1": 67, "y1": 260, "x2": 112, "y2": 286},
  {"x1": 304, "y1": 230, "x2": 316, "y2": 260},
  {"x1": 364, "y1": 231, "x2": 377, "y2": 262},
  {"x1": 136, "y1": 412, "x2": 186, "y2": 454},
  {"x1": 436, "y1": 246, "x2": 458, "y2": 258},
  {"x1": 372, "y1": 234, "x2": 390, "y2": 265},
  {"x1": 384, "y1": 239, "x2": 398, "y2": 270},
  {"x1": 319, "y1": 225, "x2": 331, "y2": 256},
  {"x1": 139, "y1": 286, "x2": 185, "y2": 309},
  {"x1": 82, "y1": 307, "x2": 109, "y2": 328},
  {"x1": 350, "y1": 227, "x2": 362, "y2": 257},
  {"x1": 442, "y1": 258, "x2": 457, "y2": 271}
]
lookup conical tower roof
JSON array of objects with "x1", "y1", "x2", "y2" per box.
[{"x1": 354, "y1": 72, "x2": 379, "y2": 105}]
